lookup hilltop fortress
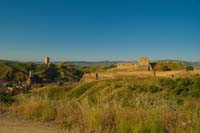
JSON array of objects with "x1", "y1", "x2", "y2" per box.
[
  {"x1": 82, "y1": 56, "x2": 200, "y2": 82},
  {"x1": 117, "y1": 56, "x2": 152, "y2": 71}
]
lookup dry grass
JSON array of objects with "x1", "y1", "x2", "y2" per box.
[{"x1": 2, "y1": 77, "x2": 200, "y2": 132}]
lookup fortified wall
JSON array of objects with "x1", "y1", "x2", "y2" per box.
[
  {"x1": 81, "y1": 70, "x2": 200, "y2": 82},
  {"x1": 81, "y1": 56, "x2": 200, "y2": 82},
  {"x1": 117, "y1": 56, "x2": 152, "y2": 71}
]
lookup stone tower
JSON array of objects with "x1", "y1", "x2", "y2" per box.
[
  {"x1": 137, "y1": 56, "x2": 152, "y2": 71},
  {"x1": 44, "y1": 57, "x2": 50, "y2": 65},
  {"x1": 27, "y1": 70, "x2": 33, "y2": 85},
  {"x1": 139, "y1": 56, "x2": 150, "y2": 66},
  {"x1": 29, "y1": 70, "x2": 32, "y2": 78}
]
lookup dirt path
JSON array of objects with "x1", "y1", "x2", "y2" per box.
[{"x1": 0, "y1": 116, "x2": 70, "y2": 133}]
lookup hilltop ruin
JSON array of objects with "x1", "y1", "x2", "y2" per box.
[{"x1": 117, "y1": 56, "x2": 152, "y2": 71}]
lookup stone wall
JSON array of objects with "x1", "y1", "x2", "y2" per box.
[
  {"x1": 81, "y1": 70, "x2": 200, "y2": 82},
  {"x1": 139, "y1": 56, "x2": 150, "y2": 65},
  {"x1": 117, "y1": 62, "x2": 138, "y2": 69},
  {"x1": 117, "y1": 56, "x2": 151, "y2": 71}
]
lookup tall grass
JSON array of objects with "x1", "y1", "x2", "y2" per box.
[{"x1": 4, "y1": 77, "x2": 200, "y2": 132}]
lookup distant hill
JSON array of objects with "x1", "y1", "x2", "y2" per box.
[
  {"x1": 59, "y1": 61, "x2": 120, "y2": 66},
  {"x1": 183, "y1": 61, "x2": 200, "y2": 69},
  {"x1": 68, "y1": 60, "x2": 200, "y2": 69}
]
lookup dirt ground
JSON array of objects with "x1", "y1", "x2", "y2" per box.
[{"x1": 0, "y1": 115, "x2": 71, "y2": 133}]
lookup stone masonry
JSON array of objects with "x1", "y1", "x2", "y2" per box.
[{"x1": 117, "y1": 56, "x2": 152, "y2": 71}]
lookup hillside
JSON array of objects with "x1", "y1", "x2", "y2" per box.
[
  {"x1": 153, "y1": 61, "x2": 185, "y2": 71},
  {"x1": 0, "y1": 59, "x2": 198, "y2": 82},
  {"x1": 0, "y1": 60, "x2": 84, "y2": 83},
  {"x1": 1, "y1": 76, "x2": 200, "y2": 132}
]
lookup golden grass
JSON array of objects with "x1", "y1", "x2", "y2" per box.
[{"x1": 2, "y1": 77, "x2": 200, "y2": 132}]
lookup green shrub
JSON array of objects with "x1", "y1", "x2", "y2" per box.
[
  {"x1": 136, "y1": 85, "x2": 147, "y2": 93},
  {"x1": 161, "y1": 66, "x2": 171, "y2": 71},
  {"x1": 160, "y1": 78, "x2": 175, "y2": 90},
  {"x1": 176, "y1": 98, "x2": 184, "y2": 105},
  {"x1": 173, "y1": 78, "x2": 191, "y2": 95},
  {"x1": 0, "y1": 92, "x2": 14, "y2": 104},
  {"x1": 189, "y1": 77, "x2": 200, "y2": 98},
  {"x1": 186, "y1": 66, "x2": 194, "y2": 71},
  {"x1": 189, "y1": 88, "x2": 200, "y2": 98},
  {"x1": 149, "y1": 85, "x2": 160, "y2": 93}
]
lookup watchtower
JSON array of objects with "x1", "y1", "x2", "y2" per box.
[{"x1": 44, "y1": 57, "x2": 50, "y2": 65}]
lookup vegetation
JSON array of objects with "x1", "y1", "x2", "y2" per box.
[
  {"x1": 1, "y1": 76, "x2": 200, "y2": 132},
  {"x1": 186, "y1": 66, "x2": 194, "y2": 71},
  {"x1": 0, "y1": 60, "x2": 84, "y2": 83},
  {"x1": 0, "y1": 92, "x2": 14, "y2": 104},
  {"x1": 154, "y1": 61, "x2": 185, "y2": 71},
  {"x1": 81, "y1": 64, "x2": 116, "y2": 73},
  {"x1": 160, "y1": 76, "x2": 200, "y2": 98},
  {"x1": 161, "y1": 66, "x2": 171, "y2": 71}
]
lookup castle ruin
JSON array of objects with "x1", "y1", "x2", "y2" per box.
[{"x1": 117, "y1": 56, "x2": 152, "y2": 71}]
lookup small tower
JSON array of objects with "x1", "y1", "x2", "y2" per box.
[
  {"x1": 44, "y1": 57, "x2": 50, "y2": 65},
  {"x1": 29, "y1": 70, "x2": 32, "y2": 78},
  {"x1": 27, "y1": 70, "x2": 33, "y2": 85}
]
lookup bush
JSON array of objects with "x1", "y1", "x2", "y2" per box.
[
  {"x1": 176, "y1": 98, "x2": 184, "y2": 105},
  {"x1": 190, "y1": 88, "x2": 200, "y2": 98},
  {"x1": 149, "y1": 85, "x2": 160, "y2": 93},
  {"x1": 136, "y1": 85, "x2": 147, "y2": 93},
  {"x1": 171, "y1": 77, "x2": 200, "y2": 98},
  {"x1": 189, "y1": 77, "x2": 200, "y2": 98},
  {"x1": 161, "y1": 66, "x2": 171, "y2": 71},
  {"x1": 0, "y1": 92, "x2": 14, "y2": 104},
  {"x1": 186, "y1": 66, "x2": 194, "y2": 71},
  {"x1": 160, "y1": 78, "x2": 175, "y2": 90},
  {"x1": 173, "y1": 78, "x2": 192, "y2": 96}
]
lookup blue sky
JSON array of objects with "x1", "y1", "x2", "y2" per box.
[{"x1": 0, "y1": 0, "x2": 199, "y2": 61}]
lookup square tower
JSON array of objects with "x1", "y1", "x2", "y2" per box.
[{"x1": 44, "y1": 57, "x2": 50, "y2": 65}]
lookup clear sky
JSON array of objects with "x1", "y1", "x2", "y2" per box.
[{"x1": 0, "y1": 0, "x2": 199, "y2": 62}]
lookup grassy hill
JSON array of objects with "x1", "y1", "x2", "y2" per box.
[
  {"x1": 152, "y1": 61, "x2": 185, "y2": 71},
  {"x1": 1, "y1": 76, "x2": 200, "y2": 132},
  {"x1": 0, "y1": 60, "x2": 33, "y2": 81},
  {"x1": 0, "y1": 60, "x2": 83, "y2": 83}
]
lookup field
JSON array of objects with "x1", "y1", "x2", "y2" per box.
[{"x1": 1, "y1": 75, "x2": 200, "y2": 132}]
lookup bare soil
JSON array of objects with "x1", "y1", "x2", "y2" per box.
[{"x1": 0, "y1": 115, "x2": 71, "y2": 133}]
